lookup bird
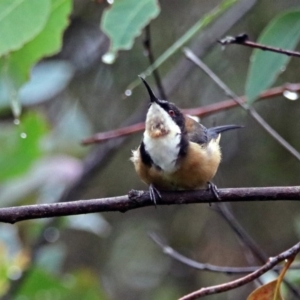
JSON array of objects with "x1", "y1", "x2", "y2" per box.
[{"x1": 131, "y1": 77, "x2": 242, "y2": 204}]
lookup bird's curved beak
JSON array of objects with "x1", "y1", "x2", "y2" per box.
[{"x1": 139, "y1": 76, "x2": 159, "y2": 104}]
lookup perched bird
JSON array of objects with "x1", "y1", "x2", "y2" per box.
[{"x1": 131, "y1": 77, "x2": 242, "y2": 203}]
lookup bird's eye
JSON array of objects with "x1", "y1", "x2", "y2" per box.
[{"x1": 169, "y1": 110, "x2": 175, "y2": 117}]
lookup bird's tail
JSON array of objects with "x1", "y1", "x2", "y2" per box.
[
  {"x1": 209, "y1": 125, "x2": 243, "y2": 134},
  {"x1": 207, "y1": 125, "x2": 243, "y2": 139}
]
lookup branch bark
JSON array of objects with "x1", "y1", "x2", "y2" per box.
[
  {"x1": 219, "y1": 34, "x2": 300, "y2": 58},
  {"x1": 81, "y1": 82, "x2": 300, "y2": 145},
  {"x1": 179, "y1": 242, "x2": 300, "y2": 299},
  {"x1": 0, "y1": 186, "x2": 300, "y2": 224},
  {"x1": 149, "y1": 232, "x2": 300, "y2": 274},
  {"x1": 184, "y1": 48, "x2": 300, "y2": 161}
]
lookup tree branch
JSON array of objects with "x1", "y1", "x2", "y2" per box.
[
  {"x1": 184, "y1": 48, "x2": 300, "y2": 161},
  {"x1": 81, "y1": 82, "x2": 300, "y2": 145},
  {"x1": 1, "y1": 186, "x2": 300, "y2": 224},
  {"x1": 179, "y1": 242, "x2": 300, "y2": 299},
  {"x1": 212, "y1": 203, "x2": 300, "y2": 297},
  {"x1": 219, "y1": 33, "x2": 300, "y2": 58},
  {"x1": 149, "y1": 232, "x2": 300, "y2": 274}
]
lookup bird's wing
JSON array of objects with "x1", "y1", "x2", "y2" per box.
[
  {"x1": 186, "y1": 115, "x2": 242, "y2": 145},
  {"x1": 184, "y1": 116, "x2": 208, "y2": 144}
]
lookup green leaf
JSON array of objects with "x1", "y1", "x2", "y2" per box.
[
  {"x1": 0, "y1": 0, "x2": 72, "y2": 117},
  {"x1": 0, "y1": 112, "x2": 48, "y2": 182},
  {"x1": 19, "y1": 268, "x2": 108, "y2": 300},
  {"x1": 47, "y1": 101, "x2": 92, "y2": 156},
  {"x1": 0, "y1": 0, "x2": 51, "y2": 56},
  {"x1": 246, "y1": 10, "x2": 300, "y2": 105},
  {"x1": 18, "y1": 267, "x2": 68, "y2": 298},
  {"x1": 101, "y1": 0, "x2": 160, "y2": 55},
  {"x1": 66, "y1": 269, "x2": 109, "y2": 300}
]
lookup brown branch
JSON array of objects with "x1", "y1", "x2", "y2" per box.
[
  {"x1": 0, "y1": 186, "x2": 300, "y2": 224},
  {"x1": 179, "y1": 242, "x2": 300, "y2": 300},
  {"x1": 81, "y1": 83, "x2": 300, "y2": 145},
  {"x1": 149, "y1": 232, "x2": 300, "y2": 274},
  {"x1": 219, "y1": 33, "x2": 300, "y2": 58},
  {"x1": 214, "y1": 203, "x2": 300, "y2": 297},
  {"x1": 184, "y1": 48, "x2": 300, "y2": 161}
]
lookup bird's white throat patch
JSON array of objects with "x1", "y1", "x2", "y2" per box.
[{"x1": 144, "y1": 103, "x2": 181, "y2": 173}]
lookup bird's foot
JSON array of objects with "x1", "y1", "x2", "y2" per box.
[
  {"x1": 207, "y1": 182, "x2": 221, "y2": 201},
  {"x1": 149, "y1": 184, "x2": 162, "y2": 207}
]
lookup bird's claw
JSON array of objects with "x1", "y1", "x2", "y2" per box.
[
  {"x1": 149, "y1": 184, "x2": 161, "y2": 207},
  {"x1": 207, "y1": 182, "x2": 221, "y2": 201}
]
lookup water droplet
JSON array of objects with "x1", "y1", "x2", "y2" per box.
[
  {"x1": 283, "y1": 90, "x2": 299, "y2": 101},
  {"x1": 14, "y1": 119, "x2": 20, "y2": 125},
  {"x1": 7, "y1": 266, "x2": 22, "y2": 280},
  {"x1": 249, "y1": 56, "x2": 255, "y2": 63},
  {"x1": 20, "y1": 132, "x2": 27, "y2": 139},
  {"x1": 44, "y1": 227, "x2": 60, "y2": 243},
  {"x1": 280, "y1": 66, "x2": 286, "y2": 72},
  {"x1": 125, "y1": 89, "x2": 132, "y2": 97},
  {"x1": 102, "y1": 52, "x2": 116, "y2": 64},
  {"x1": 107, "y1": 0, "x2": 114, "y2": 3}
]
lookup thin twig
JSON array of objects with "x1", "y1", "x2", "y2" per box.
[
  {"x1": 0, "y1": 186, "x2": 300, "y2": 224},
  {"x1": 179, "y1": 242, "x2": 300, "y2": 300},
  {"x1": 143, "y1": 25, "x2": 167, "y2": 99},
  {"x1": 159, "y1": 0, "x2": 257, "y2": 98},
  {"x1": 215, "y1": 203, "x2": 300, "y2": 297},
  {"x1": 184, "y1": 48, "x2": 300, "y2": 161},
  {"x1": 184, "y1": 47, "x2": 300, "y2": 296},
  {"x1": 219, "y1": 33, "x2": 300, "y2": 58},
  {"x1": 149, "y1": 232, "x2": 300, "y2": 274},
  {"x1": 82, "y1": 83, "x2": 300, "y2": 145},
  {"x1": 216, "y1": 204, "x2": 269, "y2": 262}
]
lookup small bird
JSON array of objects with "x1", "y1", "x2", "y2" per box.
[{"x1": 131, "y1": 77, "x2": 242, "y2": 204}]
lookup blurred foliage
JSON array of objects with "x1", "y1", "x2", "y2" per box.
[
  {"x1": 0, "y1": 0, "x2": 300, "y2": 299},
  {"x1": 0, "y1": 0, "x2": 72, "y2": 117},
  {"x1": 16, "y1": 268, "x2": 108, "y2": 300},
  {"x1": 0, "y1": 112, "x2": 48, "y2": 181},
  {"x1": 0, "y1": 0, "x2": 51, "y2": 56},
  {"x1": 246, "y1": 10, "x2": 300, "y2": 104},
  {"x1": 101, "y1": 0, "x2": 160, "y2": 62},
  {"x1": 127, "y1": 0, "x2": 238, "y2": 91}
]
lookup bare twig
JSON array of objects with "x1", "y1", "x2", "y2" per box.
[
  {"x1": 143, "y1": 25, "x2": 167, "y2": 99},
  {"x1": 184, "y1": 48, "x2": 300, "y2": 161},
  {"x1": 149, "y1": 232, "x2": 300, "y2": 274},
  {"x1": 215, "y1": 203, "x2": 300, "y2": 297},
  {"x1": 82, "y1": 83, "x2": 300, "y2": 145},
  {"x1": 219, "y1": 34, "x2": 300, "y2": 58},
  {"x1": 0, "y1": 186, "x2": 300, "y2": 224},
  {"x1": 216, "y1": 204, "x2": 269, "y2": 262},
  {"x1": 179, "y1": 242, "x2": 300, "y2": 300},
  {"x1": 142, "y1": 0, "x2": 257, "y2": 98}
]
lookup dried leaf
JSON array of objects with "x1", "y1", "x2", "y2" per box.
[
  {"x1": 247, "y1": 256, "x2": 295, "y2": 300},
  {"x1": 247, "y1": 279, "x2": 283, "y2": 300}
]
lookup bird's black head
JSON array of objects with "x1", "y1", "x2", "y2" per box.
[{"x1": 139, "y1": 76, "x2": 186, "y2": 132}]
